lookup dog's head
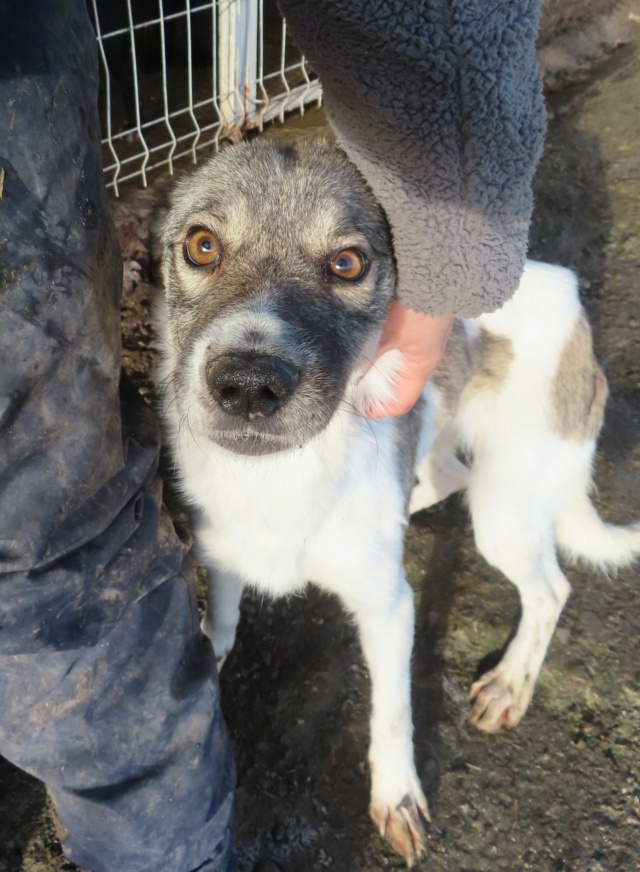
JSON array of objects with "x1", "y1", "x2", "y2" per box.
[{"x1": 154, "y1": 139, "x2": 396, "y2": 455}]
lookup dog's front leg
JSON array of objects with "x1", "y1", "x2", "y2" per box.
[
  {"x1": 344, "y1": 577, "x2": 429, "y2": 867},
  {"x1": 201, "y1": 567, "x2": 244, "y2": 670}
]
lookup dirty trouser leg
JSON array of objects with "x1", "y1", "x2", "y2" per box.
[{"x1": 0, "y1": 2, "x2": 236, "y2": 871}]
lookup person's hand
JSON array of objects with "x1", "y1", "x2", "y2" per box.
[{"x1": 365, "y1": 302, "x2": 453, "y2": 419}]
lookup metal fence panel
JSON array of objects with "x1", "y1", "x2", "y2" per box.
[{"x1": 90, "y1": 0, "x2": 322, "y2": 195}]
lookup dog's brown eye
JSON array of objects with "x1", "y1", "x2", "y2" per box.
[
  {"x1": 184, "y1": 228, "x2": 221, "y2": 267},
  {"x1": 328, "y1": 249, "x2": 366, "y2": 281}
]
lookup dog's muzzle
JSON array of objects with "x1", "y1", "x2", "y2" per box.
[{"x1": 206, "y1": 353, "x2": 300, "y2": 420}]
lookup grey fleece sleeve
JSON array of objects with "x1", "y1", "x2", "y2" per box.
[{"x1": 278, "y1": 0, "x2": 546, "y2": 318}]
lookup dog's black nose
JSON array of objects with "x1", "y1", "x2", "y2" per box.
[{"x1": 206, "y1": 353, "x2": 300, "y2": 419}]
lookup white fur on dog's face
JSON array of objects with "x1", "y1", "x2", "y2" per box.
[{"x1": 154, "y1": 140, "x2": 396, "y2": 455}]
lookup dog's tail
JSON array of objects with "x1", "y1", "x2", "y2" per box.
[{"x1": 556, "y1": 487, "x2": 640, "y2": 570}]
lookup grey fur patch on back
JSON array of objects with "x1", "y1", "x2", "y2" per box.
[
  {"x1": 430, "y1": 321, "x2": 474, "y2": 420},
  {"x1": 551, "y1": 315, "x2": 608, "y2": 441},
  {"x1": 431, "y1": 325, "x2": 514, "y2": 424},
  {"x1": 465, "y1": 329, "x2": 515, "y2": 399}
]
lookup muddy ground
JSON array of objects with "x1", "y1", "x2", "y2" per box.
[{"x1": 1, "y1": 44, "x2": 639, "y2": 872}]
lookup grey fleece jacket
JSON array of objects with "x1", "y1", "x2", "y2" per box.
[{"x1": 278, "y1": 0, "x2": 546, "y2": 318}]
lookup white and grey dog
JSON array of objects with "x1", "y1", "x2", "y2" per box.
[{"x1": 154, "y1": 139, "x2": 640, "y2": 865}]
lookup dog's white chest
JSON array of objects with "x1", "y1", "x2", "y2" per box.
[
  {"x1": 178, "y1": 426, "x2": 346, "y2": 594},
  {"x1": 177, "y1": 414, "x2": 404, "y2": 596},
  {"x1": 208, "y1": 479, "x2": 326, "y2": 594}
]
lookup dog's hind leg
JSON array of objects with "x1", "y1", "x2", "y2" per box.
[
  {"x1": 201, "y1": 568, "x2": 244, "y2": 670},
  {"x1": 409, "y1": 428, "x2": 469, "y2": 514},
  {"x1": 334, "y1": 574, "x2": 429, "y2": 866},
  {"x1": 466, "y1": 463, "x2": 571, "y2": 732}
]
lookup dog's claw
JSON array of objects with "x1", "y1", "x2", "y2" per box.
[{"x1": 371, "y1": 791, "x2": 430, "y2": 867}]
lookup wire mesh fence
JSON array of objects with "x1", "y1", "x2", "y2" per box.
[{"x1": 89, "y1": 0, "x2": 322, "y2": 195}]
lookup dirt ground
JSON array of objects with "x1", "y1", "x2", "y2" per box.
[{"x1": 1, "y1": 44, "x2": 640, "y2": 872}]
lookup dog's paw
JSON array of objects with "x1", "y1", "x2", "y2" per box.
[
  {"x1": 370, "y1": 777, "x2": 430, "y2": 867},
  {"x1": 352, "y1": 348, "x2": 405, "y2": 417},
  {"x1": 468, "y1": 665, "x2": 534, "y2": 732}
]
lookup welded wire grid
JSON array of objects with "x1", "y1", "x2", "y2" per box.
[{"x1": 91, "y1": 0, "x2": 322, "y2": 196}]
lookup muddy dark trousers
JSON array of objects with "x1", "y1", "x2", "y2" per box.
[{"x1": 0, "y1": 2, "x2": 236, "y2": 870}]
